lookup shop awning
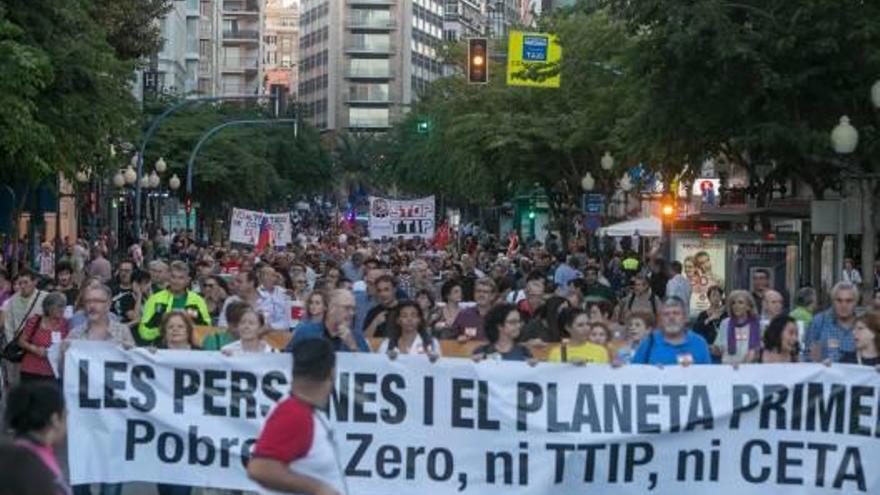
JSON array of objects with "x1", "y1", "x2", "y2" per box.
[{"x1": 597, "y1": 216, "x2": 662, "y2": 237}]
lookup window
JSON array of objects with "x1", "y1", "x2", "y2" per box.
[
  {"x1": 349, "y1": 33, "x2": 391, "y2": 51},
  {"x1": 349, "y1": 58, "x2": 390, "y2": 77},
  {"x1": 349, "y1": 83, "x2": 389, "y2": 102},
  {"x1": 349, "y1": 108, "x2": 389, "y2": 127}
]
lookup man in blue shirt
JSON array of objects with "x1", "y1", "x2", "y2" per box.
[
  {"x1": 633, "y1": 297, "x2": 711, "y2": 365},
  {"x1": 286, "y1": 288, "x2": 370, "y2": 352},
  {"x1": 805, "y1": 282, "x2": 858, "y2": 362},
  {"x1": 553, "y1": 255, "x2": 582, "y2": 296}
]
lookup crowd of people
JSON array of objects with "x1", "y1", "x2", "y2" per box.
[{"x1": 2, "y1": 226, "x2": 880, "y2": 495}]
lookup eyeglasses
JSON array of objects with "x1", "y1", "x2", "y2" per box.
[{"x1": 84, "y1": 298, "x2": 109, "y2": 304}]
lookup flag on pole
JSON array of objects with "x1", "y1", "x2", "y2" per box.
[{"x1": 255, "y1": 215, "x2": 272, "y2": 252}]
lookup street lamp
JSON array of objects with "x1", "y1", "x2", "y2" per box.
[
  {"x1": 830, "y1": 116, "x2": 858, "y2": 154},
  {"x1": 581, "y1": 172, "x2": 595, "y2": 192},
  {"x1": 124, "y1": 165, "x2": 137, "y2": 185},
  {"x1": 620, "y1": 174, "x2": 633, "y2": 192},
  {"x1": 149, "y1": 170, "x2": 161, "y2": 189},
  {"x1": 601, "y1": 151, "x2": 615, "y2": 171},
  {"x1": 155, "y1": 157, "x2": 167, "y2": 174},
  {"x1": 75, "y1": 170, "x2": 90, "y2": 183},
  {"x1": 168, "y1": 174, "x2": 181, "y2": 191},
  {"x1": 139, "y1": 174, "x2": 151, "y2": 189},
  {"x1": 113, "y1": 171, "x2": 126, "y2": 188}
]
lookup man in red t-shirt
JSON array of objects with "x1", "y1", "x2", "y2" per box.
[{"x1": 249, "y1": 339, "x2": 346, "y2": 495}]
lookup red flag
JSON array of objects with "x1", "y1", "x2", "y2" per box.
[
  {"x1": 255, "y1": 215, "x2": 272, "y2": 252},
  {"x1": 434, "y1": 221, "x2": 450, "y2": 249}
]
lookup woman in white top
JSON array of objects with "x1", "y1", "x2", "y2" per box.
[
  {"x1": 379, "y1": 301, "x2": 440, "y2": 360},
  {"x1": 222, "y1": 307, "x2": 275, "y2": 355}
]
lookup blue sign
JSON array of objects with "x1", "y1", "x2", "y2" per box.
[
  {"x1": 583, "y1": 194, "x2": 605, "y2": 215},
  {"x1": 522, "y1": 36, "x2": 548, "y2": 62},
  {"x1": 584, "y1": 215, "x2": 602, "y2": 232}
]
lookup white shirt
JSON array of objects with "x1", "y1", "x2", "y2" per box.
[
  {"x1": 377, "y1": 334, "x2": 441, "y2": 356},
  {"x1": 258, "y1": 286, "x2": 292, "y2": 331},
  {"x1": 221, "y1": 340, "x2": 274, "y2": 355}
]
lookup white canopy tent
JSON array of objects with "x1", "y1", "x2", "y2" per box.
[{"x1": 597, "y1": 216, "x2": 662, "y2": 237}]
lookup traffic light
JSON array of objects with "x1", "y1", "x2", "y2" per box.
[
  {"x1": 416, "y1": 118, "x2": 430, "y2": 135},
  {"x1": 660, "y1": 196, "x2": 675, "y2": 218},
  {"x1": 528, "y1": 209, "x2": 536, "y2": 220},
  {"x1": 184, "y1": 197, "x2": 192, "y2": 215},
  {"x1": 468, "y1": 38, "x2": 488, "y2": 84}
]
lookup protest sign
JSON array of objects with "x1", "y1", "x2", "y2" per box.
[
  {"x1": 229, "y1": 208, "x2": 292, "y2": 247},
  {"x1": 368, "y1": 196, "x2": 435, "y2": 240},
  {"x1": 66, "y1": 342, "x2": 880, "y2": 494}
]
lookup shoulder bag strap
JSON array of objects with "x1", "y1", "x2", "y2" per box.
[{"x1": 10, "y1": 292, "x2": 42, "y2": 343}]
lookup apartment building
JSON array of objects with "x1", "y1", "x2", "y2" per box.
[
  {"x1": 264, "y1": 0, "x2": 300, "y2": 96},
  {"x1": 443, "y1": 0, "x2": 487, "y2": 42},
  {"x1": 298, "y1": 0, "x2": 445, "y2": 132},
  {"x1": 216, "y1": 0, "x2": 265, "y2": 95}
]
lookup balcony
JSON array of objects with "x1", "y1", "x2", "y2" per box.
[
  {"x1": 220, "y1": 82, "x2": 258, "y2": 95},
  {"x1": 347, "y1": 119, "x2": 392, "y2": 129},
  {"x1": 221, "y1": 56, "x2": 259, "y2": 72},
  {"x1": 223, "y1": 30, "x2": 260, "y2": 42},
  {"x1": 345, "y1": 43, "x2": 394, "y2": 55},
  {"x1": 345, "y1": 96, "x2": 391, "y2": 105},
  {"x1": 347, "y1": 0, "x2": 394, "y2": 4},
  {"x1": 222, "y1": 0, "x2": 259, "y2": 14},
  {"x1": 346, "y1": 17, "x2": 396, "y2": 30},
  {"x1": 345, "y1": 68, "x2": 395, "y2": 79}
]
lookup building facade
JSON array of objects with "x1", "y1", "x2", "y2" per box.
[
  {"x1": 298, "y1": 0, "x2": 445, "y2": 132},
  {"x1": 263, "y1": 0, "x2": 300, "y2": 96},
  {"x1": 443, "y1": 0, "x2": 486, "y2": 42},
  {"x1": 216, "y1": 0, "x2": 265, "y2": 95}
]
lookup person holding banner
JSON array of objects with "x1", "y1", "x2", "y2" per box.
[
  {"x1": 715, "y1": 291, "x2": 761, "y2": 365},
  {"x1": 221, "y1": 307, "x2": 275, "y2": 355},
  {"x1": 378, "y1": 301, "x2": 440, "y2": 359},
  {"x1": 286, "y1": 289, "x2": 370, "y2": 353},
  {"x1": 248, "y1": 339, "x2": 347, "y2": 495},
  {"x1": 632, "y1": 297, "x2": 711, "y2": 365},
  {"x1": 547, "y1": 308, "x2": 609, "y2": 364},
  {"x1": 758, "y1": 315, "x2": 800, "y2": 363},
  {"x1": 840, "y1": 311, "x2": 880, "y2": 366},
  {"x1": 472, "y1": 303, "x2": 532, "y2": 362}
]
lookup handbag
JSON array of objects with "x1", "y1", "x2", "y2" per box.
[{"x1": 1, "y1": 292, "x2": 42, "y2": 363}]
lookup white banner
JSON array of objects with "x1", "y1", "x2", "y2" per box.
[
  {"x1": 229, "y1": 208, "x2": 292, "y2": 247},
  {"x1": 66, "y1": 342, "x2": 880, "y2": 494},
  {"x1": 368, "y1": 196, "x2": 435, "y2": 240}
]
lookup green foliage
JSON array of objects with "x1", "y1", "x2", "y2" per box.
[
  {"x1": 0, "y1": 0, "x2": 142, "y2": 187},
  {"x1": 383, "y1": 8, "x2": 637, "y2": 211},
  {"x1": 604, "y1": 0, "x2": 880, "y2": 194},
  {"x1": 144, "y1": 100, "x2": 333, "y2": 215}
]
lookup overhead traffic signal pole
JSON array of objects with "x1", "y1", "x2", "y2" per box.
[{"x1": 468, "y1": 38, "x2": 489, "y2": 84}]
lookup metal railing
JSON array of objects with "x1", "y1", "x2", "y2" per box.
[
  {"x1": 346, "y1": 17, "x2": 396, "y2": 29},
  {"x1": 344, "y1": 43, "x2": 394, "y2": 54},
  {"x1": 223, "y1": 29, "x2": 260, "y2": 40},
  {"x1": 221, "y1": 57, "x2": 260, "y2": 71},
  {"x1": 345, "y1": 68, "x2": 395, "y2": 78}
]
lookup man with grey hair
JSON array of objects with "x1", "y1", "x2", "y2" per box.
[
  {"x1": 632, "y1": 297, "x2": 711, "y2": 365},
  {"x1": 805, "y1": 281, "x2": 858, "y2": 362},
  {"x1": 65, "y1": 284, "x2": 135, "y2": 348},
  {"x1": 148, "y1": 260, "x2": 169, "y2": 293}
]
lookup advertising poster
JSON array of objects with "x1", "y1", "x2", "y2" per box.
[
  {"x1": 368, "y1": 196, "x2": 435, "y2": 240},
  {"x1": 731, "y1": 243, "x2": 798, "y2": 299},
  {"x1": 673, "y1": 237, "x2": 727, "y2": 316}
]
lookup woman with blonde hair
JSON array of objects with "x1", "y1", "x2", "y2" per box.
[{"x1": 714, "y1": 290, "x2": 761, "y2": 364}]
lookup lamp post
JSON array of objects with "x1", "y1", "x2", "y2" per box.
[{"x1": 830, "y1": 116, "x2": 859, "y2": 285}]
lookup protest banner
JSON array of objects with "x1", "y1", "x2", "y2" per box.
[
  {"x1": 368, "y1": 196, "x2": 435, "y2": 240},
  {"x1": 229, "y1": 208, "x2": 292, "y2": 247},
  {"x1": 66, "y1": 341, "x2": 880, "y2": 494}
]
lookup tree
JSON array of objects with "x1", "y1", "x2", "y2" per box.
[
  {"x1": 144, "y1": 99, "x2": 333, "y2": 223},
  {"x1": 604, "y1": 0, "x2": 880, "y2": 290},
  {"x1": 383, "y1": 7, "x2": 638, "y2": 245}
]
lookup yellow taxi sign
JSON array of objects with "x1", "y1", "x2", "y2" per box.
[{"x1": 506, "y1": 31, "x2": 561, "y2": 88}]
